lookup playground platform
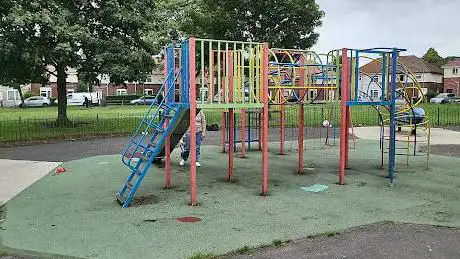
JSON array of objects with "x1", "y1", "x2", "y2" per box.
[{"x1": 1, "y1": 139, "x2": 459, "y2": 258}]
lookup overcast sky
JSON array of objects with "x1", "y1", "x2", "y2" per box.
[{"x1": 313, "y1": 0, "x2": 460, "y2": 57}]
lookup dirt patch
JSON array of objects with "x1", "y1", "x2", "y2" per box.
[{"x1": 131, "y1": 194, "x2": 159, "y2": 206}]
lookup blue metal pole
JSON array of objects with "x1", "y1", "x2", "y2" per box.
[
  {"x1": 382, "y1": 53, "x2": 387, "y2": 102},
  {"x1": 354, "y1": 50, "x2": 360, "y2": 102},
  {"x1": 389, "y1": 48, "x2": 398, "y2": 185},
  {"x1": 167, "y1": 46, "x2": 175, "y2": 103}
]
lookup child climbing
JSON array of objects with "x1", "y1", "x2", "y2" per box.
[{"x1": 180, "y1": 110, "x2": 206, "y2": 167}]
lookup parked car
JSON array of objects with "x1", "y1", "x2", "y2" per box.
[
  {"x1": 130, "y1": 96, "x2": 156, "y2": 105},
  {"x1": 430, "y1": 93, "x2": 456, "y2": 104},
  {"x1": 22, "y1": 96, "x2": 51, "y2": 107},
  {"x1": 67, "y1": 92, "x2": 102, "y2": 106}
]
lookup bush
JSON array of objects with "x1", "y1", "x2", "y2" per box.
[
  {"x1": 105, "y1": 95, "x2": 142, "y2": 105},
  {"x1": 23, "y1": 91, "x2": 38, "y2": 99},
  {"x1": 426, "y1": 90, "x2": 437, "y2": 101},
  {"x1": 105, "y1": 95, "x2": 142, "y2": 101}
]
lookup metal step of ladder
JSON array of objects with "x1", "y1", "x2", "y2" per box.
[{"x1": 117, "y1": 69, "x2": 188, "y2": 208}]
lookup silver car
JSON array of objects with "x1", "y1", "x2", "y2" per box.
[
  {"x1": 23, "y1": 96, "x2": 52, "y2": 107},
  {"x1": 430, "y1": 93, "x2": 455, "y2": 104}
]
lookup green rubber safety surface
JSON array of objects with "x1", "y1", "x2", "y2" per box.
[{"x1": 1, "y1": 140, "x2": 459, "y2": 259}]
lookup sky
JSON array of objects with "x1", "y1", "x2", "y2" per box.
[{"x1": 313, "y1": 0, "x2": 460, "y2": 57}]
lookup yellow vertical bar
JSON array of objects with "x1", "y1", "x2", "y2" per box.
[
  {"x1": 209, "y1": 41, "x2": 213, "y2": 103},
  {"x1": 201, "y1": 40, "x2": 205, "y2": 103},
  {"x1": 256, "y1": 45, "x2": 260, "y2": 103},
  {"x1": 217, "y1": 41, "x2": 221, "y2": 104},
  {"x1": 225, "y1": 42, "x2": 229, "y2": 104},
  {"x1": 240, "y1": 43, "x2": 244, "y2": 105},
  {"x1": 234, "y1": 43, "x2": 238, "y2": 103},
  {"x1": 249, "y1": 47, "x2": 254, "y2": 104}
]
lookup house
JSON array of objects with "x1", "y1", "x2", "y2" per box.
[
  {"x1": 359, "y1": 55, "x2": 443, "y2": 100},
  {"x1": 93, "y1": 71, "x2": 165, "y2": 97},
  {"x1": 442, "y1": 58, "x2": 460, "y2": 96},
  {"x1": 28, "y1": 66, "x2": 165, "y2": 98},
  {"x1": 30, "y1": 66, "x2": 79, "y2": 98},
  {"x1": 0, "y1": 85, "x2": 30, "y2": 107}
]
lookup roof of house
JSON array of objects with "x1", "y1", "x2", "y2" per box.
[
  {"x1": 443, "y1": 58, "x2": 460, "y2": 68},
  {"x1": 360, "y1": 55, "x2": 443, "y2": 75}
]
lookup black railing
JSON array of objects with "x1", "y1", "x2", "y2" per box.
[{"x1": 0, "y1": 104, "x2": 459, "y2": 144}]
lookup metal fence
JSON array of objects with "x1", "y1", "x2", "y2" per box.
[{"x1": 0, "y1": 105, "x2": 459, "y2": 144}]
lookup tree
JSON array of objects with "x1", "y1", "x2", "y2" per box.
[
  {"x1": 0, "y1": 9, "x2": 45, "y2": 108},
  {"x1": 1, "y1": 0, "x2": 157, "y2": 124},
  {"x1": 180, "y1": 0, "x2": 324, "y2": 49},
  {"x1": 423, "y1": 48, "x2": 444, "y2": 68}
]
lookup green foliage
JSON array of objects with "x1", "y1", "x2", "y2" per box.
[
  {"x1": 105, "y1": 95, "x2": 142, "y2": 101},
  {"x1": 272, "y1": 239, "x2": 284, "y2": 247},
  {"x1": 187, "y1": 252, "x2": 218, "y2": 259},
  {"x1": 23, "y1": 91, "x2": 39, "y2": 99},
  {"x1": 426, "y1": 89, "x2": 438, "y2": 100},
  {"x1": 422, "y1": 48, "x2": 460, "y2": 70},
  {"x1": 0, "y1": 0, "x2": 158, "y2": 122},
  {"x1": 235, "y1": 245, "x2": 251, "y2": 254},
  {"x1": 76, "y1": 81, "x2": 89, "y2": 93},
  {"x1": 179, "y1": 0, "x2": 324, "y2": 49}
]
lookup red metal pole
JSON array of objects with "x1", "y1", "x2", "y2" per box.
[
  {"x1": 258, "y1": 112, "x2": 262, "y2": 151},
  {"x1": 189, "y1": 38, "x2": 197, "y2": 205},
  {"x1": 297, "y1": 104, "x2": 304, "y2": 174},
  {"x1": 339, "y1": 48, "x2": 349, "y2": 185},
  {"x1": 164, "y1": 48, "x2": 171, "y2": 189},
  {"x1": 241, "y1": 109, "x2": 247, "y2": 158},
  {"x1": 221, "y1": 112, "x2": 226, "y2": 153},
  {"x1": 262, "y1": 43, "x2": 269, "y2": 195},
  {"x1": 228, "y1": 51, "x2": 234, "y2": 180},
  {"x1": 297, "y1": 54, "x2": 306, "y2": 173},
  {"x1": 280, "y1": 104, "x2": 285, "y2": 155}
]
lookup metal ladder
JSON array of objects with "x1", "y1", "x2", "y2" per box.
[{"x1": 117, "y1": 69, "x2": 186, "y2": 208}]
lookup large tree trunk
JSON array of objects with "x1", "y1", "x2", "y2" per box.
[
  {"x1": 56, "y1": 65, "x2": 69, "y2": 125},
  {"x1": 13, "y1": 83, "x2": 26, "y2": 109}
]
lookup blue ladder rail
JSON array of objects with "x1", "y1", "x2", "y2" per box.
[{"x1": 116, "y1": 69, "x2": 186, "y2": 208}]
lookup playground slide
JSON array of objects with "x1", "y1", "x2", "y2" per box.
[{"x1": 153, "y1": 109, "x2": 201, "y2": 164}]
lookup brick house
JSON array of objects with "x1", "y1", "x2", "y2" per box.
[
  {"x1": 359, "y1": 55, "x2": 443, "y2": 100},
  {"x1": 443, "y1": 58, "x2": 460, "y2": 96},
  {"x1": 29, "y1": 66, "x2": 165, "y2": 98}
]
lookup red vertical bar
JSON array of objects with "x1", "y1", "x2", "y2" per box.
[
  {"x1": 258, "y1": 111, "x2": 262, "y2": 151},
  {"x1": 339, "y1": 49, "x2": 349, "y2": 185},
  {"x1": 297, "y1": 104, "x2": 304, "y2": 174},
  {"x1": 164, "y1": 48, "x2": 171, "y2": 189},
  {"x1": 228, "y1": 51, "x2": 234, "y2": 180},
  {"x1": 241, "y1": 109, "x2": 246, "y2": 158},
  {"x1": 189, "y1": 38, "x2": 198, "y2": 205},
  {"x1": 221, "y1": 112, "x2": 226, "y2": 153},
  {"x1": 280, "y1": 104, "x2": 285, "y2": 155},
  {"x1": 345, "y1": 108, "x2": 350, "y2": 169},
  {"x1": 178, "y1": 49, "x2": 182, "y2": 103},
  {"x1": 262, "y1": 43, "x2": 269, "y2": 195}
]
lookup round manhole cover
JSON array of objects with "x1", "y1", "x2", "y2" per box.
[{"x1": 176, "y1": 216, "x2": 201, "y2": 223}]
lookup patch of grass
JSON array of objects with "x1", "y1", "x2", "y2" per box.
[
  {"x1": 187, "y1": 252, "x2": 218, "y2": 259},
  {"x1": 235, "y1": 245, "x2": 251, "y2": 254},
  {"x1": 0, "y1": 250, "x2": 7, "y2": 256},
  {"x1": 272, "y1": 239, "x2": 284, "y2": 247},
  {"x1": 0, "y1": 202, "x2": 5, "y2": 220},
  {"x1": 307, "y1": 231, "x2": 341, "y2": 239}
]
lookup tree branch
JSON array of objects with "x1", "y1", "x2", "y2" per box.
[{"x1": 45, "y1": 68, "x2": 58, "y2": 77}]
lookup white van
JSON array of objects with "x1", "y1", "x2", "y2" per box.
[{"x1": 66, "y1": 92, "x2": 102, "y2": 106}]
